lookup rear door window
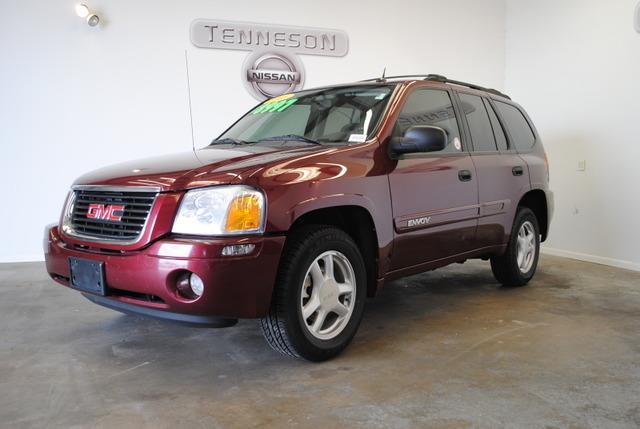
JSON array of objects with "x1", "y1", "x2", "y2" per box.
[
  {"x1": 458, "y1": 93, "x2": 497, "y2": 152},
  {"x1": 484, "y1": 99, "x2": 508, "y2": 151},
  {"x1": 495, "y1": 101, "x2": 536, "y2": 151}
]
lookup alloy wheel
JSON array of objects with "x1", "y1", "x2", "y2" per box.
[
  {"x1": 516, "y1": 220, "x2": 536, "y2": 273},
  {"x1": 299, "y1": 250, "x2": 356, "y2": 340}
]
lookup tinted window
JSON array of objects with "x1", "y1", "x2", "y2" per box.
[
  {"x1": 459, "y1": 93, "x2": 497, "y2": 152},
  {"x1": 484, "y1": 99, "x2": 508, "y2": 151},
  {"x1": 395, "y1": 89, "x2": 462, "y2": 153},
  {"x1": 495, "y1": 101, "x2": 535, "y2": 151}
]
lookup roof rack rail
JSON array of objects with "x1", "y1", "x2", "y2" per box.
[
  {"x1": 359, "y1": 74, "x2": 511, "y2": 99},
  {"x1": 360, "y1": 74, "x2": 431, "y2": 82},
  {"x1": 423, "y1": 74, "x2": 510, "y2": 99}
]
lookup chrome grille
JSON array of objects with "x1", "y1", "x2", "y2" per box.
[{"x1": 68, "y1": 188, "x2": 158, "y2": 242}]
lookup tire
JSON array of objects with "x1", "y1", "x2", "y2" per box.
[
  {"x1": 260, "y1": 225, "x2": 367, "y2": 361},
  {"x1": 490, "y1": 207, "x2": 540, "y2": 287}
]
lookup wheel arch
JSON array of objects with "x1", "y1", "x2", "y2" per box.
[
  {"x1": 287, "y1": 203, "x2": 380, "y2": 298},
  {"x1": 517, "y1": 189, "x2": 549, "y2": 241}
]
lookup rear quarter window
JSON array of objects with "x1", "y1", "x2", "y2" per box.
[
  {"x1": 458, "y1": 93, "x2": 497, "y2": 152},
  {"x1": 484, "y1": 99, "x2": 508, "y2": 151},
  {"x1": 495, "y1": 101, "x2": 536, "y2": 151}
]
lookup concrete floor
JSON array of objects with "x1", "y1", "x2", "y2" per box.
[{"x1": 1, "y1": 255, "x2": 639, "y2": 429}]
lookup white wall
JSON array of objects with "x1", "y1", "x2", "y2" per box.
[
  {"x1": 4, "y1": 0, "x2": 638, "y2": 270},
  {"x1": 505, "y1": 0, "x2": 640, "y2": 271},
  {"x1": 0, "y1": 0, "x2": 506, "y2": 262}
]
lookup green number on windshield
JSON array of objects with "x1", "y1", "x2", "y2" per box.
[{"x1": 252, "y1": 98, "x2": 299, "y2": 114}]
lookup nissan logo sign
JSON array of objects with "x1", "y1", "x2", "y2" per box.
[
  {"x1": 190, "y1": 19, "x2": 348, "y2": 100},
  {"x1": 243, "y1": 52, "x2": 304, "y2": 99}
]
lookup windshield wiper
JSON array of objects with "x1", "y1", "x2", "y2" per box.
[
  {"x1": 259, "y1": 134, "x2": 322, "y2": 145},
  {"x1": 210, "y1": 138, "x2": 250, "y2": 145}
]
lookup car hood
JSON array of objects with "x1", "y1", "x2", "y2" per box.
[{"x1": 73, "y1": 144, "x2": 329, "y2": 191}]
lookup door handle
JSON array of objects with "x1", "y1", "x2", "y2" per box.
[
  {"x1": 458, "y1": 169, "x2": 473, "y2": 182},
  {"x1": 512, "y1": 166, "x2": 524, "y2": 176}
]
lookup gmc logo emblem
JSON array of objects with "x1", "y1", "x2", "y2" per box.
[{"x1": 86, "y1": 204, "x2": 125, "y2": 221}]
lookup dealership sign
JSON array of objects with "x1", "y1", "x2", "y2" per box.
[{"x1": 190, "y1": 20, "x2": 348, "y2": 99}]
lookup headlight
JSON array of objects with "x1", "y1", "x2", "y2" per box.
[
  {"x1": 172, "y1": 186, "x2": 266, "y2": 236},
  {"x1": 61, "y1": 191, "x2": 76, "y2": 236}
]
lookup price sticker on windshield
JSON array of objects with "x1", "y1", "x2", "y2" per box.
[
  {"x1": 348, "y1": 134, "x2": 367, "y2": 143},
  {"x1": 252, "y1": 94, "x2": 299, "y2": 114}
]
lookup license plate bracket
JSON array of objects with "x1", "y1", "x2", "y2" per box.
[{"x1": 69, "y1": 257, "x2": 106, "y2": 296}]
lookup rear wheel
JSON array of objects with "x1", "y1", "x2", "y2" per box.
[
  {"x1": 490, "y1": 207, "x2": 540, "y2": 287},
  {"x1": 260, "y1": 226, "x2": 366, "y2": 361}
]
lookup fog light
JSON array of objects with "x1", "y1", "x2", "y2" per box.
[
  {"x1": 221, "y1": 244, "x2": 255, "y2": 256},
  {"x1": 189, "y1": 273, "x2": 204, "y2": 297},
  {"x1": 176, "y1": 272, "x2": 204, "y2": 300}
]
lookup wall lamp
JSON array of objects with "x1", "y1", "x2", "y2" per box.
[{"x1": 75, "y1": 3, "x2": 100, "y2": 27}]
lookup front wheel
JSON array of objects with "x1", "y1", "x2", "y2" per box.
[
  {"x1": 260, "y1": 226, "x2": 366, "y2": 361},
  {"x1": 490, "y1": 207, "x2": 540, "y2": 287}
]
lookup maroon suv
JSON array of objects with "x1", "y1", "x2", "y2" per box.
[{"x1": 44, "y1": 74, "x2": 553, "y2": 361}]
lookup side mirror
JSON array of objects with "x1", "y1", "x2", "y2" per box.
[{"x1": 389, "y1": 126, "x2": 447, "y2": 157}]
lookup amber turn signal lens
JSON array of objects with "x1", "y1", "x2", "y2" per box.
[{"x1": 225, "y1": 194, "x2": 263, "y2": 232}]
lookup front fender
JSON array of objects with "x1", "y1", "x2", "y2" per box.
[
  {"x1": 241, "y1": 141, "x2": 395, "y2": 278},
  {"x1": 257, "y1": 176, "x2": 394, "y2": 279},
  {"x1": 287, "y1": 193, "x2": 394, "y2": 286},
  {"x1": 288, "y1": 193, "x2": 378, "y2": 227}
]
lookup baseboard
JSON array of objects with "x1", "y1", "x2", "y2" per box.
[
  {"x1": 541, "y1": 246, "x2": 640, "y2": 272},
  {"x1": 0, "y1": 255, "x2": 45, "y2": 264},
  {"x1": 2, "y1": 248, "x2": 639, "y2": 273}
]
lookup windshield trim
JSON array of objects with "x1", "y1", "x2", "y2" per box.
[{"x1": 363, "y1": 83, "x2": 400, "y2": 143}]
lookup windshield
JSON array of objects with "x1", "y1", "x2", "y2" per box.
[{"x1": 217, "y1": 85, "x2": 395, "y2": 144}]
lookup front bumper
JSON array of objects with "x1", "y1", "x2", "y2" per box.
[
  {"x1": 44, "y1": 226, "x2": 285, "y2": 322},
  {"x1": 82, "y1": 294, "x2": 238, "y2": 327}
]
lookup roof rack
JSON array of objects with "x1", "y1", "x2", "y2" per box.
[
  {"x1": 360, "y1": 73, "x2": 511, "y2": 99},
  {"x1": 423, "y1": 74, "x2": 510, "y2": 99},
  {"x1": 360, "y1": 74, "x2": 431, "y2": 82}
]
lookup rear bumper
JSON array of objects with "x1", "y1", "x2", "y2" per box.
[
  {"x1": 44, "y1": 226, "x2": 285, "y2": 321},
  {"x1": 544, "y1": 189, "x2": 555, "y2": 241}
]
